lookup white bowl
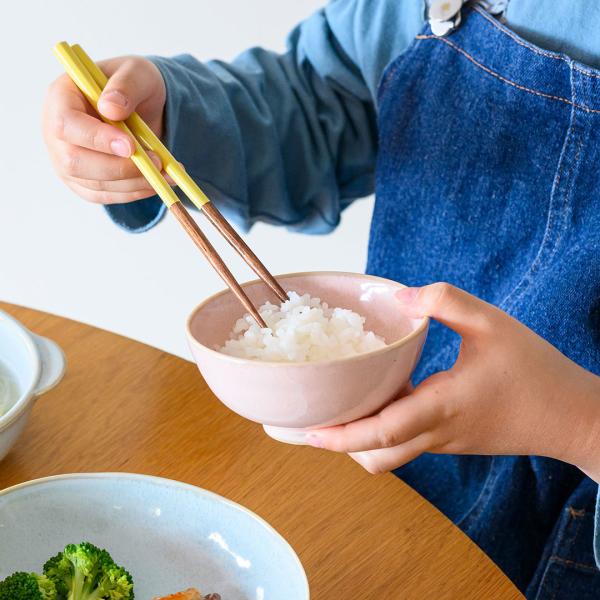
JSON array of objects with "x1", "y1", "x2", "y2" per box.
[
  {"x1": 0, "y1": 473, "x2": 309, "y2": 599},
  {"x1": 0, "y1": 310, "x2": 66, "y2": 461}
]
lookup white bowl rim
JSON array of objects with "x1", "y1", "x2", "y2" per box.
[
  {"x1": 186, "y1": 271, "x2": 429, "y2": 368},
  {"x1": 0, "y1": 472, "x2": 310, "y2": 598},
  {"x1": 0, "y1": 310, "x2": 41, "y2": 431}
]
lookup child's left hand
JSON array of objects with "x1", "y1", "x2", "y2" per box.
[{"x1": 307, "y1": 283, "x2": 600, "y2": 481}]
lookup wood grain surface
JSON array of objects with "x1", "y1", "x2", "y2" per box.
[{"x1": 0, "y1": 302, "x2": 523, "y2": 599}]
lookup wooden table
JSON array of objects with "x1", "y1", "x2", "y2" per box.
[{"x1": 0, "y1": 302, "x2": 523, "y2": 599}]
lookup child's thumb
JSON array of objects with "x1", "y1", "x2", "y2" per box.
[
  {"x1": 395, "y1": 282, "x2": 498, "y2": 335},
  {"x1": 97, "y1": 59, "x2": 157, "y2": 121}
]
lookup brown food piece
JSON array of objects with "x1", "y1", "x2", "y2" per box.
[
  {"x1": 153, "y1": 589, "x2": 201, "y2": 600},
  {"x1": 154, "y1": 588, "x2": 220, "y2": 600}
]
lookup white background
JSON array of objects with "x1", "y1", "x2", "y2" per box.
[{"x1": 0, "y1": 0, "x2": 374, "y2": 359}]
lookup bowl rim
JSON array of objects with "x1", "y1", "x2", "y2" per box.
[
  {"x1": 0, "y1": 472, "x2": 310, "y2": 598},
  {"x1": 0, "y1": 310, "x2": 41, "y2": 431},
  {"x1": 186, "y1": 271, "x2": 429, "y2": 368}
]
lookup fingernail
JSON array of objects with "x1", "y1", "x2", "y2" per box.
[
  {"x1": 395, "y1": 287, "x2": 420, "y2": 305},
  {"x1": 306, "y1": 434, "x2": 324, "y2": 449},
  {"x1": 101, "y1": 90, "x2": 128, "y2": 107},
  {"x1": 110, "y1": 139, "x2": 131, "y2": 158}
]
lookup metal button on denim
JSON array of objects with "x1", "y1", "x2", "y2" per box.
[
  {"x1": 429, "y1": 0, "x2": 464, "y2": 36},
  {"x1": 429, "y1": 0, "x2": 463, "y2": 21}
]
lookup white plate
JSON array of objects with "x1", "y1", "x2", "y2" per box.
[{"x1": 0, "y1": 473, "x2": 309, "y2": 599}]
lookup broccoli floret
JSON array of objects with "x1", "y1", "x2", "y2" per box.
[
  {"x1": 0, "y1": 571, "x2": 57, "y2": 600},
  {"x1": 43, "y1": 543, "x2": 134, "y2": 600}
]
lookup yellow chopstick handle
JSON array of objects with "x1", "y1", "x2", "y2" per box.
[
  {"x1": 52, "y1": 42, "x2": 180, "y2": 208},
  {"x1": 71, "y1": 44, "x2": 210, "y2": 210}
]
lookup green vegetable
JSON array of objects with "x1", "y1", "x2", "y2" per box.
[
  {"x1": 43, "y1": 542, "x2": 134, "y2": 600},
  {"x1": 0, "y1": 571, "x2": 57, "y2": 600}
]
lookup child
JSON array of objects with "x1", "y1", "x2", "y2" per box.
[{"x1": 43, "y1": 1, "x2": 600, "y2": 597}]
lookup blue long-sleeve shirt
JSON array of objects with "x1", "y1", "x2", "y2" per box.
[
  {"x1": 103, "y1": 0, "x2": 600, "y2": 568},
  {"x1": 106, "y1": 0, "x2": 600, "y2": 235}
]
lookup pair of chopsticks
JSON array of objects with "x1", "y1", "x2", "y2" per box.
[{"x1": 53, "y1": 42, "x2": 287, "y2": 327}]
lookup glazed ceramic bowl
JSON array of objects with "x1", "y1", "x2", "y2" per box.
[
  {"x1": 0, "y1": 473, "x2": 309, "y2": 600},
  {"x1": 0, "y1": 310, "x2": 66, "y2": 461},
  {"x1": 187, "y1": 272, "x2": 429, "y2": 444}
]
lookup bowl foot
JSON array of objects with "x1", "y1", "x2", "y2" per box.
[{"x1": 263, "y1": 425, "x2": 311, "y2": 445}]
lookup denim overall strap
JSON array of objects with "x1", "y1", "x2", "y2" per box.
[{"x1": 370, "y1": 5, "x2": 600, "y2": 597}]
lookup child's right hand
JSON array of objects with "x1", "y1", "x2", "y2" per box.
[{"x1": 43, "y1": 56, "x2": 167, "y2": 205}]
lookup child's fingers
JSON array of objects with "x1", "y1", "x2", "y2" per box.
[
  {"x1": 55, "y1": 108, "x2": 135, "y2": 157},
  {"x1": 306, "y1": 391, "x2": 440, "y2": 453},
  {"x1": 67, "y1": 170, "x2": 176, "y2": 192},
  {"x1": 65, "y1": 180, "x2": 157, "y2": 205},
  {"x1": 45, "y1": 74, "x2": 89, "y2": 119},
  {"x1": 97, "y1": 57, "x2": 163, "y2": 121},
  {"x1": 55, "y1": 142, "x2": 160, "y2": 181},
  {"x1": 64, "y1": 174, "x2": 156, "y2": 194},
  {"x1": 45, "y1": 75, "x2": 133, "y2": 157},
  {"x1": 396, "y1": 282, "x2": 500, "y2": 336},
  {"x1": 349, "y1": 434, "x2": 431, "y2": 474}
]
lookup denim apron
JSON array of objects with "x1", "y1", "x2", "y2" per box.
[{"x1": 367, "y1": 5, "x2": 600, "y2": 598}]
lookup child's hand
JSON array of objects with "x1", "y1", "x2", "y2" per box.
[
  {"x1": 43, "y1": 56, "x2": 167, "y2": 204},
  {"x1": 308, "y1": 283, "x2": 600, "y2": 481}
]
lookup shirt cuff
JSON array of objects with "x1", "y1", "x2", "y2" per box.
[{"x1": 104, "y1": 196, "x2": 166, "y2": 233}]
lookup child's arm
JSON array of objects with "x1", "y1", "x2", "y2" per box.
[
  {"x1": 139, "y1": 34, "x2": 377, "y2": 235},
  {"x1": 308, "y1": 283, "x2": 600, "y2": 566},
  {"x1": 42, "y1": 1, "x2": 423, "y2": 234}
]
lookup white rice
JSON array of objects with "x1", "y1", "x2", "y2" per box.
[{"x1": 219, "y1": 291, "x2": 386, "y2": 362}]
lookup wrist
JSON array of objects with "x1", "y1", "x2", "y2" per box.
[{"x1": 558, "y1": 370, "x2": 600, "y2": 482}]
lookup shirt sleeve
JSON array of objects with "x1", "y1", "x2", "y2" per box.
[{"x1": 105, "y1": 0, "x2": 424, "y2": 234}]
